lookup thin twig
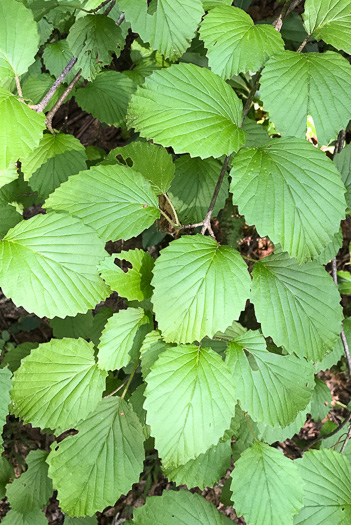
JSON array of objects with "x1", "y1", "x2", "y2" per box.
[
  {"x1": 116, "y1": 12, "x2": 125, "y2": 26},
  {"x1": 163, "y1": 193, "x2": 180, "y2": 226},
  {"x1": 45, "y1": 69, "x2": 82, "y2": 133},
  {"x1": 181, "y1": 222, "x2": 203, "y2": 229},
  {"x1": 94, "y1": 0, "x2": 113, "y2": 13},
  {"x1": 302, "y1": 414, "x2": 351, "y2": 452},
  {"x1": 340, "y1": 424, "x2": 351, "y2": 453},
  {"x1": 121, "y1": 358, "x2": 139, "y2": 400},
  {"x1": 200, "y1": 68, "x2": 263, "y2": 238},
  {"x1": 159, "y1": 208, "x2": 178, "y2": 229},
  {"x1": 273, "y1": 0, "x2": 303, "y2": 31},
  {"x1": 76, "y1": 115, "x2": 95, "y2": 140},
  {"x1": 15, "y1": 76, "x2": 23, "y2": 100},
  {"x1": 104, "y1": 379, "x2": 128, "y2": 399},
  {"x1": 104, "y1": 0, "x2": 116, "y2": 16},
  {"x1": 29, "y1": 58, "x2": 78, "y2": 113},
  {"x1": 297, "y1": 35, "x2": 311, "y2": 53},
  {"x1": 331, "y1": 130, "x2": 351, "y2": 373},
  {"x1": 201, "y1": 155, "x2": 232, "y2": 237}
]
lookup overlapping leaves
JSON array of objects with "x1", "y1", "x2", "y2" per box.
[
  {"x1": 200, "y1": 6, "x2": 284, "y2": 78},
  {"x1": 152, "y1": 235, "x2": 251, "y2": 343},
  {"x1": 127, "y1": 63, "x2": 246, "y2": 159},
  {"x1": 230, "y1": 138, "x2": 346, "y2": 262}
]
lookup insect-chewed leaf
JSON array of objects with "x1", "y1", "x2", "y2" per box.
[{"x1": 98, "y1": 249, "x2": 154, "y2": 302}]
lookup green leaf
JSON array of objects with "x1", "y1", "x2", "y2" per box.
[
  {"x1": 64, "y1": 517, "x2": 98, "y2": 525},
  {"x1": 163, "y1": 440, "x2": 231, "y2": 490},
  {"x1": 152, "y1": 234, "x2": 250, "y2": 343},
  {"x1": 6, "y1": 450, "x2": 52, "y2": 513},
  {"x1": 200, "y1": 6, "x2": 284, "y2": 78},
  {"x1": 320, "y1": 420, "x2": 351, "y2": 461},
  {"x1": 231, "y1": 138, "x2": 345, "y2": 262},
  {"x1": 90, "y1": 307, "x2": 114, "y2": 347},
  {"x1": 0, "y1": 163, "x2": 18, "y2": 189},
  {"x1": 107, "y1": 141, "x2": 175, "y2": 195},
  {"x1": 0, "y1": 457, "x2": 13, "y2": 499},
  {"x1": 129, "y1": 384, "x2": 150, "y2": 440},
  {"x1": 21, "y1": 133, "x2": 87, "y2": 181},
  {"x1": 127, "y1": 63, "x2": 246, "y2": 159},
  {"x1": 119, "y1": 0, "x2": 204, "y2": 60},
  {"x1": 309, "y1": 378, "x2": 332, "y2": 422},
  {"x1": 295, "y1": 449, "x2": 351, "y2": 524},
  {"x1": 338, "y1": 270, "x2": 351, "y2": 294},
  {"x1": 257, "y1": 407, "x2": 309, "y2": 444},
  {"x1": 31, "y1": 150, "x2": 88, "y2": 200},
  {"x1": 98, "y1": 308, "x2": 151, "y2": 371},
  {"x1": 314, "y1": 229, "x2": 343, "y2": 265},
  {"x1": 242, "y1": 118, "x2": 270, "y2": 148},
  {"x1": 75, "y1": 71, "x2": 136, "y2": 128},
  {"x1": 1, "y1": 509, "x2": 47, "y2": 525},
  {"x1": 50, "y1": 312, "x2": 94, "y2": 340},
  {"x1": 231, "y1": 442, "x2": 303, "y2": 525},
  {"x1": 231, "y1": 406, "x2": 259, "y2": 461},
  {"x1": 132, "y1": 489, "x2": 232, "y2": 524},
  {"x1": 260, "y1": 51, "x2": 351, "y2": 146},
  {"x1": 303, "y1": 0, "x2": 351, "y2": 54},
  {"x1": 226, "y1": 330, "x2": 314, "y2": 427},
  {"x1": 251, "y1": 251, "x2": 343, "y2": 361},
  {"x1": 0, "y1": 201, "x2": 22, "y2": 238},
  {"x1": 22, "y1": 73, "x2": 66, "y2": 112},
  {"x1": 335, "y1": 143, "x2": 351, "y2": 210},
  {"x1": 42, "y1": 40, "x2": 79, "y2": 85},
  {"x1": 0, "y1": 0, "x2": 39, "y2": 80},
  {"x1": 0, "y1": 367, "x2": 11, "y2": 453},
  {"x1": 144, "y1": 345, "x2": 236, "y2": 468},
  {"x1": 0, "y1": 87, "x2": 45, "y2": 171},
  {"x1": 314, "y1": 320, "x2": 346, "y2": 372},
  {"x1": 233, "y1": 0, "x2": 252, "y2": 9},
  {"x1": 1, "y1": 342, "x2": 37, "y2": 373},
  {"x1": 44, "y1": 164, "x2": 160, "y2": 242},
  {"x1": 67, "y1": 15, "x2": 125, "y2": 80},
  {"x1": 11, "y1": 338, "x2": 107, "y2": 431},
  {"x1": 0, "y1": 213, "x2": 109, "y2": 318},
  {"x1": 140, "y1": 330, "x2": 174, "y2": 380},
  {"x1": 47, "y1": 397, "x2": 145, "y2": 517},
  {"x1": 168, "y1": 156, "x2": 228, "y2": 224},
  {"x1": 98, "y1": 249, "x2": 155, "y2": 302},
  {"x1": 203, "y1": 0, "x2": 232, "y2": 8}
]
